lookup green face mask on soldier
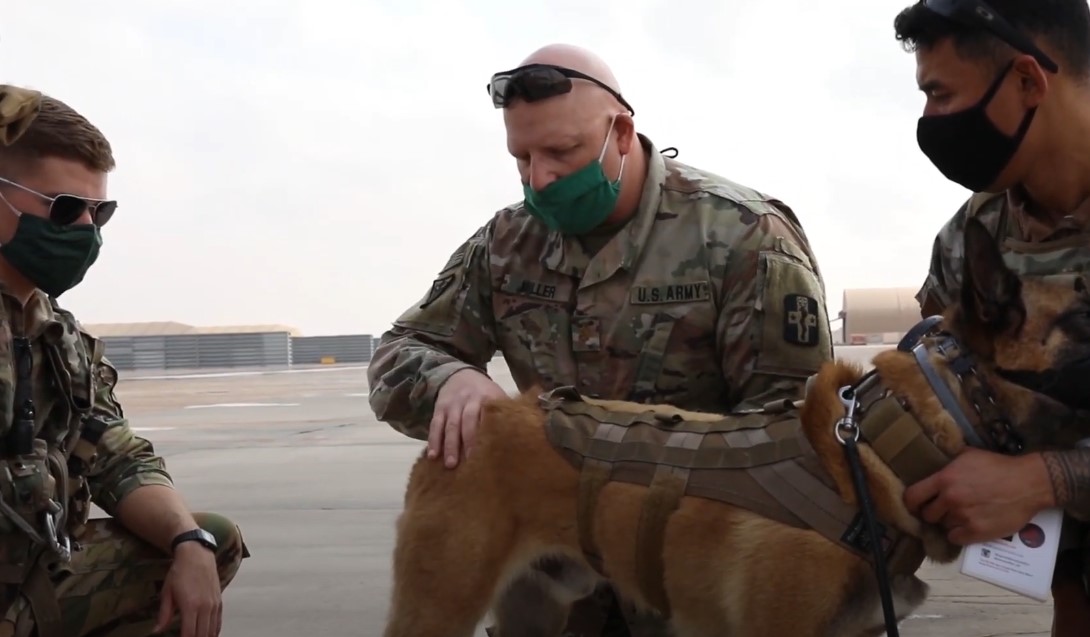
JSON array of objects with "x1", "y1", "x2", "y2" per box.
[
  {"x1": 0, "y1": 195, "x2": 102, "y2": 298},
  {"x1": 522, "y1": 114, "x2": 627, "y2": 235}
]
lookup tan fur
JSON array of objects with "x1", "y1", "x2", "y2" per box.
[
  {"x1": 382, "y1": 229, "x2": 1090, "y2": 637},
  {"x1": 384, "y1": 367, "x2": 934, "y2": 637}
]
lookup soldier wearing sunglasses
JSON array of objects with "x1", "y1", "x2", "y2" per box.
[
  {"x1": 369, "y1": 43, "x2": 835, "y2": 637},
  {"x1": 0, "y1": 87, "x2": 249, "y2": 637},
  {"x1": 893, "y1": 0, "x2": 1090, "y2": 634}
]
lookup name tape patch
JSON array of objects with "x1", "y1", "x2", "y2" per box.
[{"x1": 630, "y1": 281, "x2": 711, "y2": 305}]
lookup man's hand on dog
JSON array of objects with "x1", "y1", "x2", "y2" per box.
[
  {"x1": 904, "y1": 447, "x2": 1055, "y2": 545},
  {"x1": 429, "y1": 368, "x2": 508, "y2": 469}
]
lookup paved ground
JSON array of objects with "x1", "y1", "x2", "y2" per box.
[{"x1": 108, "y1": 358, "x2": 1057, "y2": 636}]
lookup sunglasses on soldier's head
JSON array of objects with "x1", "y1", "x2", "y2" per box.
[
  {"x1": 0, "y1": 176, "x2": 116, "y2": 227},
  {"x1": 922, "y1": 0, "x2": 1059, "y2": 73},
  {"x1": 486, "y1": 63, "x2": 635, "y2": 116}
]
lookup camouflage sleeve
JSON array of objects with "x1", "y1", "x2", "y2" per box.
[
  {"x1": 717, "y1": 202, "x2": 835, "y2": 411},
  {"x1": 367, "y1": 222, "x2": 499, "y2": 440},
  {"x1": 916, "y1": 198, "x2": 977, "y2": 318},
  {"x1": 84, "y1": 351, "x2": 175, "y2": 517}
]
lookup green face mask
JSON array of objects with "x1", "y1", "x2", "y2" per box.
[
  {"x1": 522, "y1": 115, "x2": 627, "y2": 235},
  {"x1": 0, "y1": 212, "x2": 102, "y2": 298}
]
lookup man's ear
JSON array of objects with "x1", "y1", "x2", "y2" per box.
[
  {"x1": 614, "y1": 113, "x2": 636, "y2": 155},
  {"x1": 960, "y1": 216, "x2": 1025, "y2": 334},
  {"x1": 1013, "y1": 54, "x2": 1049, "y2": 109}
]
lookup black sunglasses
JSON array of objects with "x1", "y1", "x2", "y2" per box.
[
  {"x1": 486, "y1": 63, "x2": 635, "y2": 116},
  {"x1": 0, "y1": 176, "x2": 117, "y2": 227},
  {"x1": 923, "y1": 0, "x2": 1060, "y2": 73}
]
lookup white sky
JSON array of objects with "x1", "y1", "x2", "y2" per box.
[{"x1": 2, "y1": 0, "x2": 974, "y2": 336}]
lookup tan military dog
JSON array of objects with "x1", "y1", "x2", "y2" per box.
[{"x1": 382, "y1": 217, "x2": 1090, "y2": 637}]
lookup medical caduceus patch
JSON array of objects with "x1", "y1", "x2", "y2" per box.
[{"x1": 783, "y1": 293, "x2": 819, "y2": 347}]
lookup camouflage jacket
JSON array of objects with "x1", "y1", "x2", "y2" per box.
[
  {"x1": 0, "y1": 289, "x2": 173, "y2": 531},
  {"x1": 917, "y1": 186, "x2": 1090, "y2": 315},
  {"x1": 369, "y1": 135, "x2": 835, "y2": 440}
]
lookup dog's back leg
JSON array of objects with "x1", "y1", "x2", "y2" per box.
[{"x1": 489, "y1": 555, "x2": 601, "y2": 637}]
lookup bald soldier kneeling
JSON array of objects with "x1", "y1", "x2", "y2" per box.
[{"x1": 368, "y1": 43, "x2": 836, "y2": 637}]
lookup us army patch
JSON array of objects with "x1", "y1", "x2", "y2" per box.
[
  {"x1": 419, "y1": 274, "x2": 455, "y2": 309},
  {"x1": 783, "y1": 293, "x2": 819, "y2": 347},
  {"x1": 629, "y1": 281, "x2": 711, "y2": 305}
]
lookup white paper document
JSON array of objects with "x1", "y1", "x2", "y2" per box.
[{"x1": 958, "y1": 507, "x2": 1064, "y2": 602}]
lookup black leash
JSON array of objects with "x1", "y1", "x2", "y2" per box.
[{"x1": 835, "y1": 385, "x2": 901, "y2": 637}]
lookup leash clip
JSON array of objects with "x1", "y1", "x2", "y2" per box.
[{"x1": 834, "y1": 386, "x2": 860, "y2": 446}]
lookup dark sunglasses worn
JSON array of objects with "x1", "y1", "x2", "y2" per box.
[
  {"x1": 0, "y1": 176, "x2": 117, "y2": 227},
  {"x1": 486, "y1": 63, "x2": 635, "y2": 116},
  {"x1": 923, "y1": 0, "x2": 1059, "y2": 73}
]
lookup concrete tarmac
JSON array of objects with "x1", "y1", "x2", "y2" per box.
[{"x1": 109, "y1": 359, "x2": 1057, "y2": 637}]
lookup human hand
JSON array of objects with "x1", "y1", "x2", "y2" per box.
[
  {"x1": 154, "y1": 543, "x2": 223, "y2": 637},
  {"x1": 429, "y1": 368, "x2": 507, "y2": 468},
  {"x1": 903, "y1": 447, "x2": 1056, "y2": 545}
]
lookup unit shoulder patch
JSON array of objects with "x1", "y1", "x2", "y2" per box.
[
  {"x1": 420, "y1": 274, "x2": 455, "y2": 310},
  {"x1": 782, "y1": 293, "x2": 819, "y2": 347}
]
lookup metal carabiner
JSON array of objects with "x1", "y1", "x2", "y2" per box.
[
  {"x1": 834, "y1": 386, "x2": 860, "y2": 446},
  {"x1": 42, "y1": 501, "x2": 71, "y2": 563}
]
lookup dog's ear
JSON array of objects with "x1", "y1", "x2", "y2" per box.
[{"x1": 960, "y1": 217, "x2": 1025, "y2": 334}]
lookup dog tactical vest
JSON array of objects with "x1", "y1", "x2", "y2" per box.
[
  {"x1": 540, "y1": 377, "x2": 953, "y2": 617},
  {"x1": 0, "y1": 293, "x2": 106, "y2": 637}
]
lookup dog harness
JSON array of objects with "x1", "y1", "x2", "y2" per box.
[{"x1": 541, "y1": 316, "x2": 1017, "y2": 619}]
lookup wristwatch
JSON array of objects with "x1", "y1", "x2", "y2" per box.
[{"x1": 171, "y1": 528, "x2": 217, "y2": 553}]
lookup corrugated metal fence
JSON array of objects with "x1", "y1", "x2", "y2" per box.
[
  {"x1": 99, "y1": 332, "x2": 376, "y2": 371},
  {"x1": 289, "y1": 334, "x2": 374, "y2": 365}
]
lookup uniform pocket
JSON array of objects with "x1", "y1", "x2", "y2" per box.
[{"x1": 495, "y1": 300, "x2": 576, "y2": 388}]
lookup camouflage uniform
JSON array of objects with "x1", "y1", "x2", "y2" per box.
[
  {"x1": 915, "y1": 185, "x2": 1090, "y2": 637},
  {"x1": 916, "y1": 185, "x2": 1090, "y2": 314},
  {"x1": 369, "y1": 134, "x2": 835, "y2": 636},
  {"x1": 0, "y1": 289, "x2": 249, "y2": 637}
]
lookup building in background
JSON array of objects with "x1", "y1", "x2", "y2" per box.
[
  {"x1": 838, "y1": 287, "x2": 921, "y2": 345},
  {"x1": 83, "y1": 321, "x2": 374, "y2": 372},
  {"x1": 84, "y1": 287, "x2": 925, "y2": 373}
]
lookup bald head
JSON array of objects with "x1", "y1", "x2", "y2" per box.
[
  {"x1": 500, "y1": 42, "x2": 647, "y2": 227},
  {"x1": 513, "y1": 43, "x2": 626, "y2": 116},
  {"x1": 520, "y1": 43, "x2": 622, "y2": 95}
]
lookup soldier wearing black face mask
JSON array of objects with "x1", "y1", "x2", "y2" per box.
[
  {"x1": 0, "y1": 86, "x2": 249, "y2": 637},
  {"x1": 892, "y1": 1, "x2": 1090, "y2": 635}
]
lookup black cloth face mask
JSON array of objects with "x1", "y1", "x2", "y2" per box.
[{"x1": 916, "y1": 61, "x2": 1037, "y2": 193}]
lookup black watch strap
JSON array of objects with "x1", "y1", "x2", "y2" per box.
[{"x1": 171, "y1": 528, "x2": 217, "y2": 553}]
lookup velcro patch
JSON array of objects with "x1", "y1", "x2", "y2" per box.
[
  {"x1": 419, "y1": 274, "x2": 455, "y2": 309},
  {"x1": 500, "y1": 274, "x2": 559, "y2": 301},
  {"x1": 783, "y1": 294, "x2": 819, "y2": 347},
  {"x1": 629, "y1": 281, "x2": 711, "y2": 305},
  {"x1": 441, "y1": 246, "x2": 467, "y2": 273}
]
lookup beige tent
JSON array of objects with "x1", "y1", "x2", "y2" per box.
[{"x1": 841, "y1": 287, "x2": 921, "y2": 345}]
